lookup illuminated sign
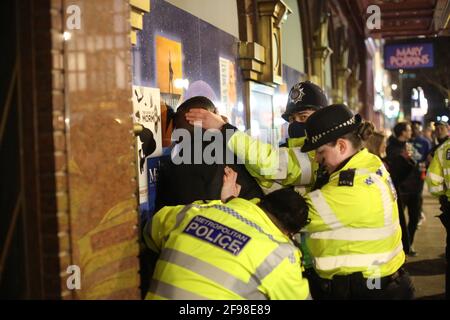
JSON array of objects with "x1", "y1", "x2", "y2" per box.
[{"x1": 384, "y1": 43, "x2": 434, "y2": 69}]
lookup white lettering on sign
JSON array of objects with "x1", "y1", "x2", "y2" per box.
[{"x1": 389, "y1": 46, "x2": 431, "y2": 68}]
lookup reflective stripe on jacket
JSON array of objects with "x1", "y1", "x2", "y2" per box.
[
  {"x1": 227, "y1": 131, "x2": 317, "y2": 194},
  {"x1": 426, "y1": 139, "x2": 450, "y2": 199},
  {"x1": 304, "y1": 149, "x2": 405, "y2": 279},
  {"x1": 145, "y1": 198, "x2": 310, "y2": 300}
]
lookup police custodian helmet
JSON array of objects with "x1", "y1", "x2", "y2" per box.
[
  {"x1": 281, "y1": 81, "x2": 328, "y2": 122},
  {"x1": 301, "y1": 104, "x2": 362, "y2": 152}
]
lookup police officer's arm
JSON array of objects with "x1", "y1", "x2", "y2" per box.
[
  {"x1": 143, "y1": 205, "x2": 185, "y2": 253},
  {"x1": 185, "y1": 108, "x2": 314, "y2": 188},
  {"x1": 227, "y1": 130, "x2": 314, "y2": 187},
  {"x1": 426, "y1": 147, "x2": 446, "y2": 197}
]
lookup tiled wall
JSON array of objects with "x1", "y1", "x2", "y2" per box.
[{"x1": 63, "y1": 0, "x2": 140, "y2": 299}]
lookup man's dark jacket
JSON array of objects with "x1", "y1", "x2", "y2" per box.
[
  {"x1": 385, "y1": 135, "x2": 418, "y2": 194},
  {"x1": 156, "y1": 129, "x2": 263, "y2": 210}
]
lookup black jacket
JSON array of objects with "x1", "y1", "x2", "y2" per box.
[
  {"x1": 155, "y1": 130, "x2": 263, "y2": 210},
  {"x1": 385, "y1": 135, "x2": 420, "y2": 194}
]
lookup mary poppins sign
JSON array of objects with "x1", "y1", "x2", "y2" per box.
[{"x1": 384, "y1": 43, "x2": 434, "y2": 69}]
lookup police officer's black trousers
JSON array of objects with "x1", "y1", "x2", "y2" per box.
[
  {"x1": 438, "y1": 198, "x2": 450, "y2": 299},
  {"x1": 397, "y1": 195, "x2": 411, "y2": 254},
  {"x1": 437, "y1": 213, "x2": 450, "y2": 300},
  {"x1": 304, "y1": 268, "x2": 415, "y2": 300},
  {"x1": 446, "y1": 229, "x2": 450, "y2": 300},
  {"x1": 401, "y1": 193, "x2": 422, "y2": 246}
]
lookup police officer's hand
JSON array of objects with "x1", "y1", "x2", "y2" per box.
[
  {"x1": 185, "y1": 108, "x2": 226, "y2": 130},
  {"x1": 221, "y1": 166, "x2": 241, "y2": 202}
]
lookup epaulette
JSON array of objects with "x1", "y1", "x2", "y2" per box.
[{"x1": 338, "y1": 169, "x2": 356, "y2": 187}]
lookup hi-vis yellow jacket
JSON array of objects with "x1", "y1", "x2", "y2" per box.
[
  {"x1": 426, "y1": 139, "x2": 450, "y2": 199},
  {"x1": 227, "y1": 132, "x2": 318, "y2": 195},
  {"x1": 303, "y1": 149, "x2": 405, "y2": 279},
  {"x1": 144, "y1": 198, "x2": 310, "y2": 300}
]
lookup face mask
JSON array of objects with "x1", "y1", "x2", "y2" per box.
[{"x1": 288, "y1": 121, "x2": 307, "y2": 138}]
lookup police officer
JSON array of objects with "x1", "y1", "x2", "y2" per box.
[
  {"x1": 282, "y1": 81, "x2": 329, "y2": 143},
  {"x1": 144, "y1": 167, "x2": 311, "y2": 300},
  {"x1": 301, "y1": 104, "x2": 414, "y2": 299},
  {"x1": 426, "y1": 139, "x2": 450, "y2": 299},
  {"x1": 185, "y1": 81, "x2": 328, "y2": 195}
]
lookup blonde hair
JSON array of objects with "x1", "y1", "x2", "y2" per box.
[{"x1": 365, "y1": 131, "x2": 386, "y2": 158}]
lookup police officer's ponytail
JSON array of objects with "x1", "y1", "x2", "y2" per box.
[
  {"x1": 356, "y1": 121, "x2": 375, "y2": 141},
  {"x1": 342, "y1": 121, "x2": 375, "y2": 150}
]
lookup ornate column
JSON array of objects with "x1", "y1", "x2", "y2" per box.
[
  {"x1": 255, "y1": 0, "x2": 291, "y2": 85},
  {"x1": 348, "y1": 72, "x2": 363, "y2": 112},
  {"x1": 312, "y1": 17, "x2": 332, "y2": 88},
  {"x1": 333, "y1": 67, "x2": 352, "y2": 104},
  {"x1": 238, "y1": 42, "x2": 266, "y2": 82},
  {"x1": 312, "y1": 46, "x2": 333, "y2": 88}
]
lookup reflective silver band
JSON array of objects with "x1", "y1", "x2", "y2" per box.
[
  {"x1": 164, "y1": 204, "x2": 194, "y2": 242},
  {"x1": 254, "y1": 244, "x2": 296, "y2": 281},
  {"x1": 149, "y1": 279, "x2": 209, "y2": 300},
  {"x1": 159, "y1": 248, "x2": 267, "y2": 300}
]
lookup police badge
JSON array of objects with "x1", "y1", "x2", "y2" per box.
[{"x1": 289, "y1": 83, "x2": 305, "y2": 104}]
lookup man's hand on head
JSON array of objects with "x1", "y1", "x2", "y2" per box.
[{"x1": 185, "y1": 108, "x2": 226, "y2": 130}]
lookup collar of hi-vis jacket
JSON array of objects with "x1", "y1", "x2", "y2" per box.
[
  {"x1": 287, "y1": 136, "x2": 306, "y2": 148},
  {"x1": 225, "y1": 197, "x2": 292, "y2": 244},
  {"x1": 328, "y1": 148, "x2": 380, "y2": 182},
  {"x1": 287, "y1": 137, "x2": 317, "y2": 163}
]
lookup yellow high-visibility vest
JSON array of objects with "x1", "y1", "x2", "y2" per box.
[
  {"x1": 304, "y1": 149, "x2": 405, "y2": 279},
  {"x1": 228, "y1": 132, "x2": 318, "y2": 195},
  {"x1": 426, "y1": 139, "x2": 450, "y2": 199},
  {"x1": 144, "y1": 198, "x2": 310, "y2": 300}
]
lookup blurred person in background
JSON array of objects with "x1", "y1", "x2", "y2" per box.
[
  {"x1": 365, "y1": 131, "x2": 387, "y2": 159},
  {"x1": 423, "y1": 123, "x2": 434, "y2": 145},
  {"x1": 410, "y1": 121, "x2": 431, "y2": 165},
  {"x1": 410, "y1": 121, "x2": 431, "y2": 227},
  {"x1": 386, "y1": 122, "x2": 419, "y2": 256},
  {"x1": 366, "y1": 131, "x2": 411, "y2": 255}
]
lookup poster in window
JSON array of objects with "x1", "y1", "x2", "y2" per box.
[
  {"x1": 219, "y1": 57, "x2": 236, "y2": 119},
  {"x1": 248, "y1": 82, "x2": 276, "y2": 145},
  {"x1": 132, "y1": 85, "x2": 162, "y2": 210},
  {"x1": 156, "y1": 35, "x2": 183, "y2": 108}
]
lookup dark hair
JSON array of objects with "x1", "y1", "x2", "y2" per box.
[
  {"x1": 393, "y1": 121, "x2": 410, "y2": 138},
  {"x1": 259, "y1": 188, "x2": 309, "y2": 234},
  {"x1": 174, "y1": 96, "x2": 216, "y2": 131},
  {"x1": 329, "y1": 121, "x2": 375, "y2": 150}
]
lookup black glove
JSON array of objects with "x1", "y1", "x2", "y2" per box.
[
  {"x1": 439, "y1": 195, "x2": 450, "y2": 212},
  {"x1": 438, "y1": 196, "x2": 450, "y2": 230}
]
